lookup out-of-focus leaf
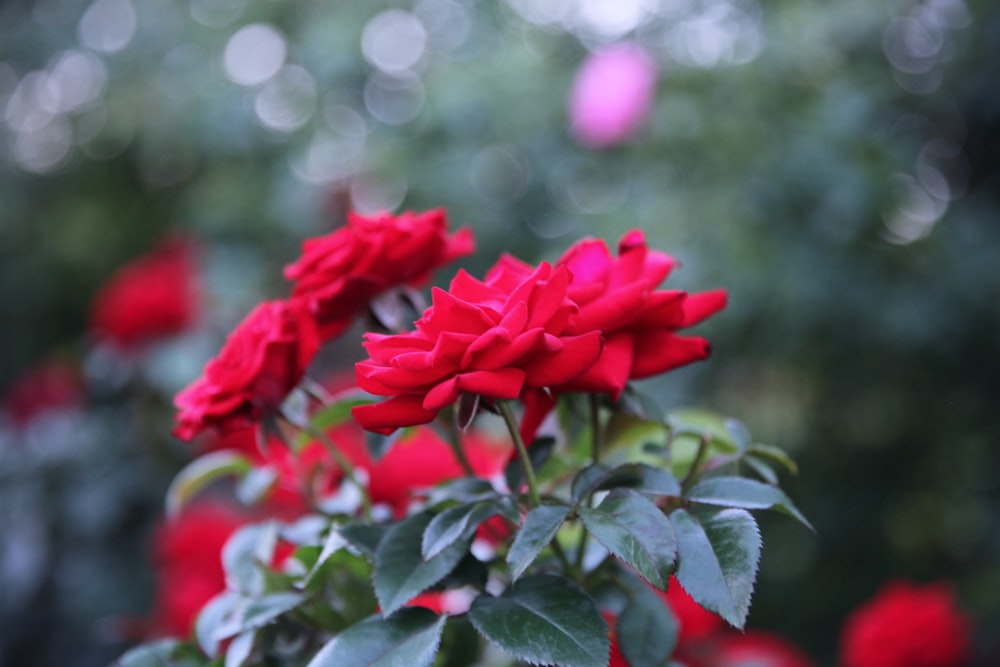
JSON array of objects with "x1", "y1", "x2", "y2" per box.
[
  {"x1": 685, "y1": 476, "x2": 813, "y2": 531},
  {"x1": 196, "y1": 591, "x2": 241, "y2": 658},
  {"x1": 506, "y1": 503, "x2": 569, "y2": 580},
  {"x1": 240, "y1": 592, "x2": 304, "y2": 630},
  {"x1": 166, "y1": 451, "x2": 252, "y2": 517},
  {"x1": 222, "y1": 522, "x2": 278, "y2": 596},
  {"x1": 670, "y1": 509, "x2": 761, "y2": 629},
  {"x1": 235, "y1": 465, "x2": 278, "y2": 506},
  {"x1": 747, "y1": 443, "x2": 799, "y2": 475},
  {"x1": 578, "y1": 489, "x2": 677, "y2": 589},
  {"x1": 574, "y1": 463, "x2": 682, "y2": 503},
  {"x1": 224, "y1": 630, "x2": 254, "y2": 667},
  {"x1": 340, "y1": 522, "x2": 390, "y2": 559},
  {"x1": 306, "y1": 607, "x2": 446, "y2": 667},
  {"x1": 468, "y1": 574, "x2": 608, "y2": 667},
  {"x1": 292, "y1": 393, "x2": 374, "y2": 449},
  {"x1": 374, "y1": 512, "x2": 470, "y2": 615},
  {"x1": 571, "y1": 464, "x2": 611, "y2": 503},
  {"x1": 617, "y1": 577, "x2": 679, "y2": 667}
]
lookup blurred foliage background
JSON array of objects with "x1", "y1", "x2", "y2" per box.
[{"x1": 2, "y1": 0, "x2": 999, "y2": 665}]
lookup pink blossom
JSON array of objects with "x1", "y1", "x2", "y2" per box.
[{"x1": 568, "y1": 43, "x2": 658, "y2": 148}]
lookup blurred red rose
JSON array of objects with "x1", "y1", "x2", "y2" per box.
[
  {"x1": 840, "y1": 580, "x2": 971, "y2": 667},
  {"x1": 2, "y1": 359, "x2": 82, "y2": 427},
  {"x1": 352, "y1": 261, "x2": 602, "y2": 434},
  {"x1": 284, "y1": 208, "x2": 474, "y2": 340},
  {"x1": 151, "y1": 503, "x2": 246, "y2": 638},
  {"x1": 173, "y1": 300, "x2": 320, "y2": 441},
  {"x1": 665, "y1": 575, "x2": 725, "y2": 645},
  {"x1": 494, "y1": 230, "x2": 726, "y2": 399},
  {"x1": 89, "y1": 236, "x2": 199, "y2": 349},
  {"x1": 705, "y1": 631, "x2": 815, "y2": 667}
]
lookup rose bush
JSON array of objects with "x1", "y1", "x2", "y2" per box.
[{"x1": 120, "y1": 207, "x2": 817, "y2": 667}]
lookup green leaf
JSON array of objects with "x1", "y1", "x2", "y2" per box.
[
  {"x1": 240, "y1": 592, "x2": 304, "y2": 630},
  {"x1": 743, "y1": 455, "x2": 778, "y2": 485},
  {"x1": 340, "y1": 523, "x2": 390, "y2": 559},
  {"x1": 506, "y1": 504, "x2": 570, "y2": 580},
  {"x1": 421, "y1": 500, "x2": 505, "y2": 560},
  {"x1": 685, "y1": 476, "x2": 813, "y2": 531},
  {"x1": 424, "y1": 478, "x2": 496, "y2": 506},
  {"x1": 307, "y1": 608, "x2": 447, "y2": 667},
  {"x1": 222, "y1": 522, "x2": 278, "y2": 595},
  {"x1": 235, "y1": 465, "x2": 278, "y2": 506},
  {"x1": 196, "y1": 591, "x2": 239, "y2": 658},
  {"x1": 617, "y1": 578, "x2": 679, "y2": 667},
  {"x1": 571, "y1": 464, "x2": 611, "y2": 503},
  {"x1": 505, "y1": 436, "x2": 555, "y2": 492},
  {"x1": 574, "y1": 463, "x2": 682, "y2": 503},
  {"x1": 578, "y1": 489, "x2": 677, "y2": 590},
  {"x1": 166, "y1": 451, "x2": 253, "y2": 517},
  {"x1": 302, "y1": 527, "x2": 348, "y2": 586},
  {"x1": 114, "y1": 639, "x2": 184, "y2": 667},
  {"x1": 670, "y1": 509, "x2": 761, "y2": 629},
  {"x1": 747, "y1": 443, "x2": 799, "y2": 475},
  {"x1": 723, "y1": 418, "x2": 751, "y2": 455},
  {"x1": 468, "y1": 574, "x2": 609, "y2": 667},
  {"x1": 374, "y1": 512, "x2": 471, "y2": 616},
  {"x1": 225, "y1": 630, "x2": 254, "y2": 667}
]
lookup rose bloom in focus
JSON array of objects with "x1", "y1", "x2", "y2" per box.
[
  {"x1": 569, "y1": 42, "x2": 658, "y2": 148},
  {"x1": 89, "y1": 236, "x2": 199, "y2": 349},
  {"x1": 173, "y1": 300, "x2": 320, "y2": 441},
  {"x1": 352, "y1": 261, "x2": 602, "y2": 434},
  {"x1": 840, "y1": 580, "x2": 971, "y2": 667},
  {"x1": 285, "y1": 208, "x2": 474, "y2": 340}
]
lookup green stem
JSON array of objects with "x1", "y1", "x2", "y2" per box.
[
  {"x1": 281, "y1": 412, "x2": 373, "y2": 520},
  {"x1": 589, "y1": 393, "x2": 603, "y2": 464},
  {"x1": 497, "y1": 400, "x2": 541, "y2": 507},
  {"x1": 681, "y1": 431, "x2": 712, "y2": 490},
  {"x1": 439, "y1": 407, "x2": 476, "y2": 477}
]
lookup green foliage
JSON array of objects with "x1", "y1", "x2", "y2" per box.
[
  {"x1": 306, "y1": 608, "x2": 446, "y2": 667},
  {"x1": 507, "y1": 504, "x2": 571, "y2": 580},
  {"x1": 468, "y1": 574, "x2": 609, "y2": 667}
]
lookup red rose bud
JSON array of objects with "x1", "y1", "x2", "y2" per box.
[
  {"x1": 840, "y1": 580, "x2": 972, "y2": 667},
  {"x1": 89, "y1": 236, "x2": 199, "y2": 349},
  {"x1": 285, "y1": 208, "x2": 474, "y2": 340},
  {"x1": 173, "y1": 300, "x2": 320, "y2": 441},
  {"x1": 352, "y1": 261, "x2": 602, "y2": 434}
]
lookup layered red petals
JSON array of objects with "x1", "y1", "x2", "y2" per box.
[
  {"x1": 353, "y1": 262, "x2": 604, "y2": 433},
  {"x1": 285, "y1": 209, "x2": 473, "y2": 339},
  {"x1": 173, "y1": 300, "x2": 320, "y2": 441}
]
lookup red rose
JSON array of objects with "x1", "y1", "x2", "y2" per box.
[
  {"x1": 707, "y1": 631, "x2": 815, "y2": 667},
  {"x1": 839, "y1": 580, "x2": 971, "y2": 667},
  {"x1": 89, "y1": 236, "x2": 199, "y2": 349},
  {"x1": 173, "y1": 300, "x2": 320, "y2": 441},
  {"x1": 495, "y1": 230, "x2": 726, "y2": 399},
  {"x1": 352, "y1": 261, "x2": 603, "y2": 434},
  {"x1": 284, "y1": 208, "x2": 474, "y2": 340},
  {"x1": 151, "y1": 503, "x2": 246, "y2": 638}
]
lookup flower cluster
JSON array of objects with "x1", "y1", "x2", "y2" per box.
[{"x1": 132, "y1": 206, "x2": 823, "y2": 667}]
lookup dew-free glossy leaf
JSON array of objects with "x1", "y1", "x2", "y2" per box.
[
  {"x1": 747, "y1": 443, "x2": 799, "y2": 475},
  {"x1": 225, "y1": 630, "x2": 255, "y2": 667},
  {"x1": 685, "y1": 476, "x2": 813, "y2": 531},
  {"x1": 670, "y1": 509, "x2": 761, "y2": 629},
  {"x1": 506, "y1": 504, "x2": 569, "y2": 580},
  {"x1": 374, "y1": 512, "x2": 471, "y2": 616},
  {"x1": 468, "y1": 574, "x2": 608, "y2": 667},
  {"x1": 307, "y1": 608, "x2": 446, "y2": 667},
  {"x1": 340, "y1": 523, "x2": 389, "y2": 559},
  {"x1": 166, "y1": 450, "x2": 252, "y2": 517},
  {"x1": 240, "y1": 592, "x2": 305, "y2": 630},
  {"x1": 571, "y1": 464, "x2": 611, "y2": 503},
  {"x1": 575, "y1": 464, "x2": 682, "y2": 503},
  {"x1": 578, "y1": 489, "x2": 677, "y2": 589},
  {"x1": 222, "y1": 522, "x2": 278, "y2": 595}
]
